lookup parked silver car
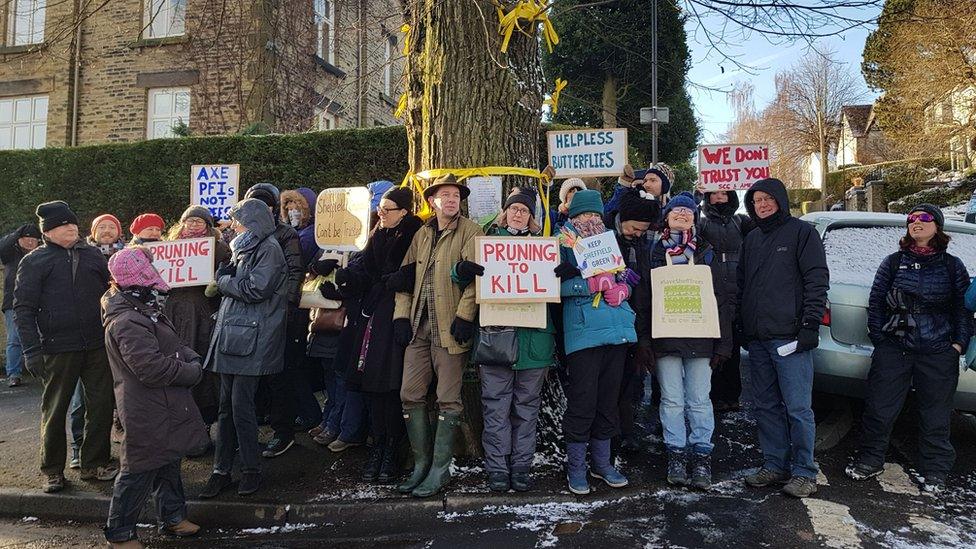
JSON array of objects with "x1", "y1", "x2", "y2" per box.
[{"x1": 800, "y1": 211, "x2": 976, "y2": 412}]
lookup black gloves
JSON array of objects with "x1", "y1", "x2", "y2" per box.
[
  {"x1": 384, "y1": 262, "x2": 417, "y2": 292},
  {"x1": 215, "y1": 262, "x2": 237, "y2": 278},
  {"x1": 710, "y1": 354, "x2": 729, "y2": 370},
  {"x1": 796, "y1": 321, "x2": 820, "y2": 353},
  {"x1": 24, "y1": 354, "x2": 43, "y2": 377},
  {"x1": 554, "y1": 261, "x2": 580, "y2": 280},
  {"x1": 394, "y1": 318, "x2": 413, "y2": 347},
  {"x1": 318, "y1": 281, "x2": 343, "y2": 301},
  {"x1": 450, "y1": 316, "x2": 475, "y2": 345},
  {"x1": 455, "y1": 260, "x2": 485, "y2": 281},
  {"x1": 312, "y1": 258, "x2": 339, "y2": 277}
]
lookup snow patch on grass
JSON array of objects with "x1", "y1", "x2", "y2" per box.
[{"x1": 240, "y1": 523, "x2": 320, "y2": 535}]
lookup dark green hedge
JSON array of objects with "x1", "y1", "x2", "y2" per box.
[
  {"x1": 787, "y1": 188, "x2": 823, "y2": 208},
  {"x1": 888, "y1": 173, "x2": 976, "y2": 213}
]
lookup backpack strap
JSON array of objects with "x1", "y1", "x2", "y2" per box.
[{"x1": 888, "y1": 251, "x2": 902, "y2": 281}]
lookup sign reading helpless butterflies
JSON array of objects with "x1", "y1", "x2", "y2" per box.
[
  {"x1": 314, "y1": 187, "x2": 371, "y2": 251},
  {"x1": 475, "y1": 236, "x2": 560, "y2": 304},
  {"x1": 546, "y1": 128, "x2": 628, "y2": 179},
  {"x1": 572, "y1": 231, "x2": 625, "y2": 278}
]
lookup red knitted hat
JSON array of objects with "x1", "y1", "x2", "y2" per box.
[
  {"x1": 129, "y1": 213, "x2": 165, "y2": 236},
  {"x1": 90, "y1": 214, "x2": 122, "y2": 240}
]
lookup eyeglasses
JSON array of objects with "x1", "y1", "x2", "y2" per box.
[
  {"x1": 377, "y1": 206, "x2": 403, "y2": 212},
  {"x1": 907, "y1": 212, "x2": 935, "y2": 224},
  {"x1": 508, "y1": 206, "x2": 531, "y2": 216},
  {"x1": 183, "y1": 218, "x2": 206, "y2": 226},
  {"x1": 670, "y1": 207, "x2": 694, "y2": 216}
]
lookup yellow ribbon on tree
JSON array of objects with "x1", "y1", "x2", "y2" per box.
[
  {"x1": 399, "y1": 166, "x2": 554, "y2": 236},
  {"x1": 496, "y1": 0, "x2": 559, "y2": 54},
  {"x1": 394, "y1": 93, "x2": 407, "y2": 119},
  {"x1": 400, "y1": 23, "x2": 410, "y2": 55},
  {"x1": 544, "y1": 78, "x2": 567, "y2": 115}
]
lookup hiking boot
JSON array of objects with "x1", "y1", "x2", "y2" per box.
[
  {"x1": 565, "y1": 441, "x2": 590, "y2": 495},
  {"x1": 744, "y1": 468, "x2": 789, "y2": 488},
  {"x1": 361, "y1": 437, "x2": 384, "y2": 483},
  {"x1": 690, "y1": 452, "x2": 712, "y2": 490},
  {"x1": 845, "y1": 461, "x2": 884, "y2": 481},
  {"x1": 589, "y1": 438, "x2": 628, "y2": 488},
  {"x1": 488, "y1": 472, "x2": 510, "y2": 492},
  {"x1": 43, "y1": 473, "x2": 65, "y2": 493},
  {"x1": 198, "y1": 472, "x2": 233, "y2": 499},
  {"x1": 261, "y1": 436, "x2": 295, "y2": 458},
  {"x1": 397, "y1": 409, "x2": 432, "y2": 494},
  {"x1": 782, "y1": 476, "x2": 818, "y2": 498},
  {"x1": 377, "y1": 436, "x2": 400, "y2": 484},
  {"x1": 666, "y1": 449, "x2": 689, "y2": 486},
  {"x1": 510, "y1": 470, "x2": 533, "y2": 492},
  {"x1": 313, "y1": 430, "x2": 338, "y2": 446},
  {"x1": 328, "y1": 438, "x2": 363, "y2": 453},
  {"x1": 69, "y1": 447, "x2": 81, "y2": 469},
  {"x1": 7, "y1": 376, "x2": 21, "y2": 387},
  {"x1": 80, "y1": 463, "x2": 119, "y2": 481},
  {"x1": 238, "y1": 472, "x2": 261, "y2": 496},
  {"x1": 160, "y1": 519, "x2": 201, "y2": 537},
  {"x1": 412, "y1": 412, "x2": 460, "y2": 498}
]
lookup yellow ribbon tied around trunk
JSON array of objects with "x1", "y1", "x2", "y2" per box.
[
  {"x1": 399, "y1": 167, "x2": 554, "y2": 236},
  {"x1": 544, "y1": 77, "x2": 567, "y2": 115},
  {"x1": 496, "y1": 0, "x2": 559, "y2": 54},
  {"x1": 400, "y1": 24, "x2": 410, "y2": 55}
]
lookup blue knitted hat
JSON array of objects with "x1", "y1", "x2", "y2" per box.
[{"x1": 662, "y1": 191, "x2": 699, "y2": 218}]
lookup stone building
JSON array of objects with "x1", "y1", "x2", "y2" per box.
[{"x1": 0, "y1": 0, "x2": 404, "y2": 149}]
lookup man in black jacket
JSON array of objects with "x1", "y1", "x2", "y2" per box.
[
  {"x1": 14, "y1": 201, "x2": 117, "y2": 493},
  {"x1": 1, "y1": 223, "x2": 40, "y2": 387},
  {"x1": 736, "y1": 178, "x2": 828, "y2": 499}
]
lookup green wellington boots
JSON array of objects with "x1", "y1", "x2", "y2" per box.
[
  {"x1": 396, "y1": 408, "x2": 432, "y2": 494},
  {"x1": 411, "y1": 411, "x2": 461, "y2": 498}
]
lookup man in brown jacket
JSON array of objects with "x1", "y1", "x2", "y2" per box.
[{"x1": 392, "y1": 174, "x2": 483, "y2": 498}]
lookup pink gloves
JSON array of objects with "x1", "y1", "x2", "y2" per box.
[
  {"x1": 587, "y1": 272, "x2": 616, "y2": 294},
  {"x1": 603, "y1": 283, "x2": 630, "y2": 307}
]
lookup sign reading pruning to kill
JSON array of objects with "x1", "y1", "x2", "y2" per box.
[
  {"x1": 144, "y1": 238, "x2": 215, "y2": 288},
  {"x1": 698, "y1": 143, "x2": 770, "y2": 191},
  {"x1": 315, "y1": 187, "x2": 371, "y2": 251},
  {"x1": 476, "y1": 237, "x2": 561, "y2": 304},
  {"x1": 547, "y1": 128, "x2": 628, "y2": 179},
  {"x1": 191, "y1": 164, "x2": 239, "y2": 222}
]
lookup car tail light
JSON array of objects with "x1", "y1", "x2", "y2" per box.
[{"x1": 821, "y1": 304, "x2": 831, "y2": 326}]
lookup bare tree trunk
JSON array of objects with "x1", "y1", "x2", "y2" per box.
[
  {"x1": 818, "y1": 112, "x2": 828, "y2": 191},
  {"x1": 602, "y1": 74, "x2": 618, "y2": 128}
]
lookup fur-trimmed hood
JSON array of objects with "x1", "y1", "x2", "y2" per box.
[{"x1": 280, "y1": 188, "x2": 316, "y2": 229}]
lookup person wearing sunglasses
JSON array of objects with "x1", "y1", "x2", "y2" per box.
[{"x1": 847, "y1": 204, "x2": 972, "y2": 493}]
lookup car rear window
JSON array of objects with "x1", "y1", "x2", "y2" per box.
[{"x1": 823, "y1": 225, "x2": 976, "y2": 286}]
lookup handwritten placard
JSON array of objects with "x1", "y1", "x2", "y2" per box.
[
  {"x1": 467, "y1": 176, "x2": 503, "y2": 222},
  {"x1": 314, "y1": 187, "x2": 371, "y2": 251},
  {"x1": 476, "y1": 236, "x2": 560, "y2": 304},
  {"x1": 572, "y1": 231, "x2": 624, "y2": 278},
  {"x1": 698, "y1": 143, "x2": 770, "y2": 191},
  {"x1": 547, "y1": 128, "x2": 628, "y2": 179},
  {"x1": 191, "y1": 165, "x2": 239, "y2": 222},
  {"x1": 144, "y1": 238, "x2": 215, "y2": 288}
]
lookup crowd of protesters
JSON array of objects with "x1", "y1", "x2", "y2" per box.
[{"x1": 1, "y1": 165, "x2": 974, "y2": 548}]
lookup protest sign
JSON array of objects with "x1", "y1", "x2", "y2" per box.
[
  {"x1": 547, "y1": 128, "x2": 628, "y2": 179},
  {"x1": 314, "y1": 187, "x2": 371, "y2": 251},
  {"x1": 145, "y1": 238, "x2": 215, "y2": 288},
  {"x1": 467, "y1": 176, "x2": 503, "y2": 222},
  {"x1": 480, "y1": 303, "x2": 547, "y2": 329},
  {"x1": 191, "y1": 164, "x2": 239, "y2": 222},
  {"x1": 572, "y1": 231, "x2": 625, "y2": 278},
  {"x1": 476, "y1": 237, "x2": 560, "y2": 303},
  {"x1": 697, "y1": 143, "x2": 770, "y2": 192}
]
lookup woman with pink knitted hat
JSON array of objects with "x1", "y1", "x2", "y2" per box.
[{"x1": 102, "y1": 246, "x2": 207, "y2": 547}]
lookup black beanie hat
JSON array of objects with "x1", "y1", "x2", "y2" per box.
[
  {"x1": 382, "y1": 186, "x2": 414, "y2": 211},
  {"x1": 504, "y1": 188, "x2": 537, "y2": 214},
  {"x1": 908, "y1": 203, "x2": 945, "y2": 228},
  {"x1": 618, "y1": 189, "x2": 659, "y2": 223},
  {"x1": 36, "y1": 201, "x2": 79, "y2": 232},
  {"x1": 18, "y1": 223, "x2": 41, "y2": 239},
  {"x1": 180, "y1": 205, "x2": 215, "y2": 226}
]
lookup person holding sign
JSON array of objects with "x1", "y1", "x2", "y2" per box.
[
  {"x1": 603, "y1": 162, "x2": 673, "y2": 219},
  {"x1": 554, "y1": 189, "x2": 637, "y2": 495},
  {"x1": 393, "y1": 174, "x2": 484, "y2": 498},
  {"x1": 200, "y1": 198, "x2": 288, "y2": 499},
  {"x1": 646, "y1": 192, "x2": 733, "y2": 490},
  {"x1": 738, "y1": 178, "x2": 828, "y2": 499},
  {"x1": 162, "y1": 206, "x2": 231, "y2": 456},
  {"x1": 456, "y1": 190, "x2": 556, "y2": 493}
]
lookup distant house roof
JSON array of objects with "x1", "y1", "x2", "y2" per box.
[{"x1": 842, "y1": 104, "x2": 873, "y2": 137}]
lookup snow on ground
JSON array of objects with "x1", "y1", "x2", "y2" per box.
[{"x1": 240, "y1": 523, "x2": 320, "y2": 535}]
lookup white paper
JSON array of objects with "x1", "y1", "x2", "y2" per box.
[
  {"x1": 467, "y1": 176, "x2": 503, "y2": 222},
  {"x1": 777, "y1": 341, "x2": 798, "y2": 357}
]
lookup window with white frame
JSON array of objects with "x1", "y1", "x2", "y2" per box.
[
  {"x1": 383, "y1": 34, "x2": 396, "y2": 97},
  {"x1": 147, "y1": 87, "x2": 190, "y2": 139},
  {"x1": 143, "y1": 0, "x2": 186, "y2": 39},
  {"x1": 8, "y1": 0, "x2": 46, "y2": 46},
  {"x1": 314, "y1": 0, "x2": 336, "y2": 64},
  {"x1": 0, "y1": 95, "x2": 47, "y2": 150},
  {"x1": 316, "y1": 108, "x2": 338, "y2": 130}
]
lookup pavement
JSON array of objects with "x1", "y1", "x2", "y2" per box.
[{"x1": 2, "y1": 375, "x2": 976, "y2": 547}]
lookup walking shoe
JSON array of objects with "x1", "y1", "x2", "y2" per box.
[
  {"x1": 782, "y1": 476, "x2": 818, "y2": 498},
  {"x1": 328, "y1": 438, "x2": 363, "y2": 453},
  {"x1": 7, "y1": 376, "x2": 21, "y2": 387},
  {"x1": 744, "y1": 468, "x2": 789, "y2": 487},
  {"x1": 159, "y1": 519, "x2": 201, "y2": 537},
  {"x1": 690, "y1": 452, "x2": 712, "y2": 490},
  {"x1": 397, "y1": 409, "x2": 432, "y2": 494},
  {"x1": 69, "y1": 447, "x2": 81, "y2": 469},
  {"x1": 43, "y1": 473, "x2": 65, "y2": 493},
  {"x1": 261, "y1": 436, "x2": 295, "y2": 458},
  {"x1": 377, "y1": 436, "x2": 400, "y2": 485},
  {"x1": 666, "y1": 449, "x2": 689, "y2": 486},
  {"x1": 80, "y1": 464, "x2": 119, "y2": 481},
  {"x1": 198, "y1": 472, "x2": 233, "y2": 499},
  {"x1": 845, "y1": 462, "x2": 884, "y2": 481},
  {"x1": 922, "y1": 475, "x2": 946, "y2": 494},
  {"x1": 362, "y1": 437, "x2": 384, "y2": 482},
  {"x1": 589, "y1": 438, "x2": 628, "y2": 488},
  {"x1": 308, "y1": 425, "x2": 325, "y2": 437},
  {"x1": 510, "y1": 470, "x2": 533, "y2": 492},
  {"x1": 565, "y1": 441, "x2": 590, "y2": 495},
  {"x1": 238, "y1": 472, "x2": 261, "y2": 496},
  {"x1": 488, "y1": 472, "x2": 510, "y2": 492},
  {"x1": 313, "y1": 429, "x2": 338, "y2": 446},
  {"x1": 412, "y1": 412, "x2": 461, "y2": 498}
]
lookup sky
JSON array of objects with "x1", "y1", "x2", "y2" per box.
[{"x1": 683, "y1": 5, "x2": 884, "y2": 143}]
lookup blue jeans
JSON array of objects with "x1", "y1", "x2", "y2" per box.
[
  {"x1": 69, "y1": 381, "x2": 86, "y2": 450},
  {"x1": 656, "y1": 355, "x2": 714, "y2": 454},
  {"x1": 746, "y1": 339, "x2": 818, "y2": 478},
  {"x1": 3, "y1": 309, "x2": 22, "y2": 378}
]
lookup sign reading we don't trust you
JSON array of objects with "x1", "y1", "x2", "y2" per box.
[{"x1": 697, "y1": 143, "x2": 770, "y2": 192}]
